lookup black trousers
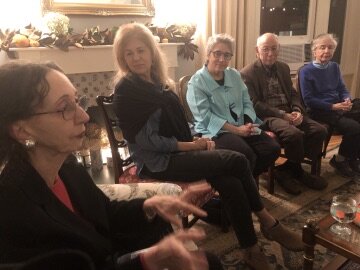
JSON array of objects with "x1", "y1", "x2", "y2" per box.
[
  {"x1": 142, "y1": 149, "x2": 264, "y2": 249},
  {"x1": 213, "y1": 132, "x2": 280, "y2": 177},
  {"x1": 264, "y1": 116, "x2": 327, "y2": 163},
  {"x1": 310, "y1": 110, "x2": 360, "y2": 159}
]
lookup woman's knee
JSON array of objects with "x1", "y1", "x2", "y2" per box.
[
  {"x1": 219, "y1": 149, "x2": 250, "y2": 168},
  {"x1": 216, "y1": 136, "x2": 256, "y2": 167}
]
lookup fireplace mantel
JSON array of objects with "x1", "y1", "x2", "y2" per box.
[
  {"x1": 0, "y1": 43, "x2": 186, "y2": 106},
  {"x1": 2, "y1": 43, "x2": 182, "y2": 79}
]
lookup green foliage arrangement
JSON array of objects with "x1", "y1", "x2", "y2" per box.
[
  {"x1": 0, "y1": 14, "x2": 198, "y2": 61},
  {"x1": 147, "y1": 23, "x2": 199, "y2": 60}
]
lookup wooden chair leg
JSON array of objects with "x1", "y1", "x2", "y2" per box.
[
  {"x1": 310, "y1": 160, "x2": 317, "y2": 175},
  {"x1": 182, "y1": 217, "x2": 189, "y2": 228},
  {"x1": 322, "y1": 129, "x2": 333, "y2": 158},
  {"x1": 255, "y1": 175, "x2": 260, "y2": 189},
  {"x1": 310, "y1": 156, "x2": 322, "y2": 176},
  {"x1": 220, "y1": 202, "x2": 229, "y2": 233},
  {"x1": 316, "y1": 157, "x2": 322, "y2": 176}
]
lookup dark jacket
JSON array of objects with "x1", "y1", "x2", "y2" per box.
[
  {"x1": 114, "y1": 73, "x2": 191, "y2": 144},
  {"x1": 0, "y1": 159, "x2": 168, "y2": 269},
  {"x1": 240, "y1": 60, "x2": 304, "y2": 120}
]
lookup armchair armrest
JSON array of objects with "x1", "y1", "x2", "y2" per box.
[{"x1": 97, "y1": 182, "x2": 182, "y2": 201}]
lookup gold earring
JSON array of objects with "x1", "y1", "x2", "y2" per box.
[{"x1": 25, "y1": 139, "x2": 36, "y2": 149}]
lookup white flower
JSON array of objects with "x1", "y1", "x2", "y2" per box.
[{"x1": 43, "y1": 12, "x2": 70, "y2": 36}]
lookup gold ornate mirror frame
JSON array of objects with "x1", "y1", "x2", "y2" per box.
[{"x1": 42, "y1": 0, "x2": 155, "y2": 16}]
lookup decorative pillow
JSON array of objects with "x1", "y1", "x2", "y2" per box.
[
  {"x1": 97, "y1": 182, "x2": 182, "y2": 201},
  {"x1": 118, "y1": 165, "x2": 214, "y2": 207}
]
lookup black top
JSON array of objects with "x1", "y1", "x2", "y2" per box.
[
  {"x1": 0, "y1": 157, "x2": 172, "y2": 269},
  {"x1": 113, "y1": 73, "x2": 192, "y2": 144}
]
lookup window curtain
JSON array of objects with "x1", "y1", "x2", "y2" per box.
[
  {"x1": 352, "y1": 47, "x2": 360, "y2": 97},
  {"x1": 194, "y1": 0, "x2": 246, "y2": 70}
]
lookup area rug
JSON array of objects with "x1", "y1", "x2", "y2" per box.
[{"x1": 197, "y1": 151, "x2": 360, "y2": 269}]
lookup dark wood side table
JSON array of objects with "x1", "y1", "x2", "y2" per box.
[{"x1": 303, "y1": 216, "x2": 360, "y2": 270}]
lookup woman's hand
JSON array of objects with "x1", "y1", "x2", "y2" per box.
[
  {"x1": 143, "y1": 193, "x2": 207, "y2": 228},
  {"x1": 206, "y1": 140, "x2": 216, "y2": 150},
  {"x1": 235, "y1": 123, "x2": 253, "y2": 137},
  {"x1": 332, "y1": 99, "x2": 352, "y2": 112},
  {"x1": 180, "y1": 182, "x2": 213, "y2": 209},
  {"x1": 176, "y1": 138, "x2": 215, "y2": 152},
  {"x1": 193, "y1": 137, "x2": 209, "y2": 150},
  {"x1": 142, "y1": 229, "x2": 209, "y2": 270}
]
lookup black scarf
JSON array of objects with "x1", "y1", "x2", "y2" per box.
[{"x1": 113, "y1": 73, "x2": 192, "y2": 144}]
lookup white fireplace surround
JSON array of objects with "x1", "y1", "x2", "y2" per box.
[
  {"x1": 5, "y1": 43, "x2": 181, "y2": 78},
  {"x1": 2, "y1": 43, "x2": 183, "y2": 106}
]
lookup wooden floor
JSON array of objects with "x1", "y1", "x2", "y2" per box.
[{"x1": 326, "y1": 135, "x2": 342, "y2": 152}]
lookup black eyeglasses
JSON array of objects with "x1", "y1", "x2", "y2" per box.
[
  {"x1": 30, "y1": 95, "x2": 89, "y2": 121},
  {"x1": 211, "y1": 50, "x2": 233, "y2": 61}
]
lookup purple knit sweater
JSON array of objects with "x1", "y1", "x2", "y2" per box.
[{"x1": 299, "y1": 61, "x2": 351, "y2": 111}]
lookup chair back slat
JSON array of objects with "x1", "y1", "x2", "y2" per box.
[
  {"x1": 96, "y1": 94, "x2": 130, "y2": 183},
  {"x1": 178, "y1": 75, "x2": 194, "y2": 124}
]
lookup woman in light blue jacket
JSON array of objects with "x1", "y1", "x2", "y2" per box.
[{"x1": 187, "y1": 34, "x2": 280, "y2": 177}]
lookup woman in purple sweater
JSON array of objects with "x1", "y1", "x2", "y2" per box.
[{"x1": 300, "y1": 33, "x2": 360, "y2": 177}]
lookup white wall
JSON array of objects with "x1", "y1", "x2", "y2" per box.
[{"x1": 1, "y1": 0, "x2": 358, "y2": 92}]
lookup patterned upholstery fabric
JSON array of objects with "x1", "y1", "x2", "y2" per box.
[
  {"x1": 118, "y1": 165, "x2": 214, "y2": 206},
  {"x1": 97, "y1": 182, "x2": 182, "y2": 201}
]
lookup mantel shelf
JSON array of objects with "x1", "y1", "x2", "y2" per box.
[{"x1": 4, "y1": 43, "x2": 183, "y2": 75}]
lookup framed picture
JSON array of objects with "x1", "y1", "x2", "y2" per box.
[{"x1": 42, "y1": 0, "x2": 155, "y2": 16}]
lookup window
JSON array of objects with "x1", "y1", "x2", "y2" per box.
[
  {"x1": 260, "y1": 0, "x2": 310, "y2": 36},
  {"x1": 256, "y1": 0, "x2": 316, "y2": 73}
]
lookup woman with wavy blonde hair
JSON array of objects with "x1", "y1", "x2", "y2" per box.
[{"x1": 113, "y1": 23, "x2": 173, "y2": 89}]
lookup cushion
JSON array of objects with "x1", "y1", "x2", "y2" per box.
[
  {"x1": 118, "y1": 165, "x2": 214, "y2": 206},
  {"x1": 97, "y1": 182, "x2": 182, "y2": 201}
]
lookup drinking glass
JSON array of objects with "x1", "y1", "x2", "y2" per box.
[{"x1": 330, "y1": 195, "x2": 357, "y2": 236}]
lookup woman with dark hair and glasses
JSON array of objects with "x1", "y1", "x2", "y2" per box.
[
  {"x1": 0, "y1": 60, "x2": 221, "y2": 270},
  {"x1": 113, "y1": 23, "x2": 303, "y2": 270},
  {"x1": 187, "y1": 33, "x2": 281, "y2": 179}
]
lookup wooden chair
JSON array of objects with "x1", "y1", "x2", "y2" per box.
[
  {"x1": 96, "y1": 94, "x2": 229, "y2": 230},
  {"x1": 178, "y1": 75, "x2": 276, "y2": 194}
]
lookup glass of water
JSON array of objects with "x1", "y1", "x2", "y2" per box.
[{"x1": 330, "y1": 195, "x2": 357, "y2": 236}]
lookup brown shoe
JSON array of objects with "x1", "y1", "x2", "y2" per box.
[
  {"x1": 243, "y1": 245, "x2": 272, "y2": 270},
  {"x1": 260, "y1": 220, "x2": 304, "y2": 252}
]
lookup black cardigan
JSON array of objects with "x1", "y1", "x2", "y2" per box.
[
  {"x1": 0, "y1": 159, "x2": 171, "y2": 269},
  {"x1": 114, "y1": 73, "x2": 192, "y2": 144}
]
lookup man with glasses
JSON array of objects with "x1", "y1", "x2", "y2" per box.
[{"x1": 240, "y1": 33, "x2": 328, "y2": 195}]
